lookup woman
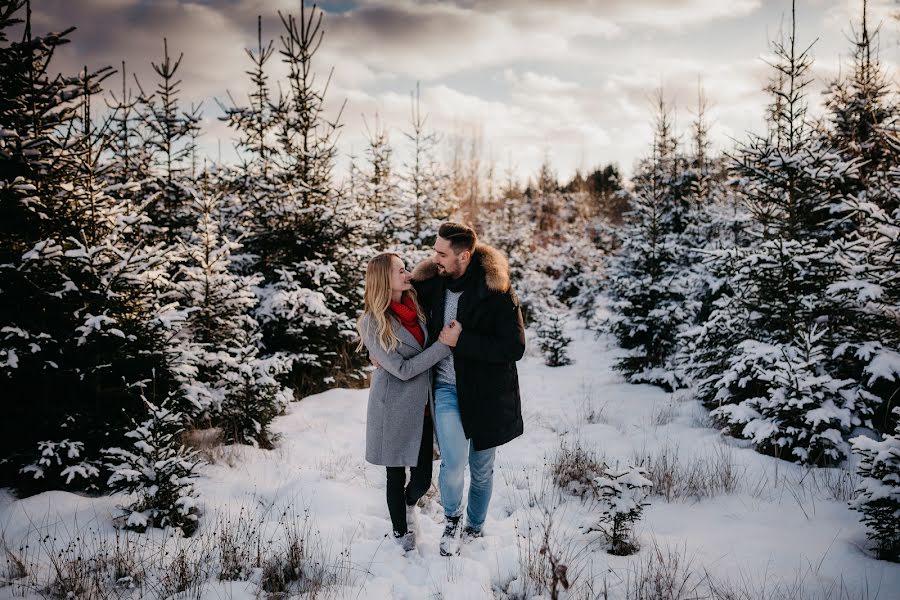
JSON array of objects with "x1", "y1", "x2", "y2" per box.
[{"x1": 357, "y1": 253, "x2": 461, "y2": 552}]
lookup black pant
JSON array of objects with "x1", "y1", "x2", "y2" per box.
[{"x1": 386, "y1": 412, "x2": 433, "y2": 536}]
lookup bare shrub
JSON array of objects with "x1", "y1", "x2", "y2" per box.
[
  {"x1": 108, "y1": 528, "x2": 145, "y2": 591},
  {"x1": 636, "y1": 442, "x2": 741, "y2": 501},
  {"x1": 1, "y1": 536, "x2": 33, "y2": 595},
  {"x1": 613, "y1": 543, "x2": 877, "y2": 600},
  {"x1": 3, "y1": 547, "x2": 27, "y2": 582},
  {"x1": 510, "y1": 509, "x2": 589, "y2": 600},
  {"x1": 42, "y1": 533, "x2": 120, "y2": 600},
  {"x1": 182, "y1": 426, "x2": 225, "y2": 463},
  {"x1": 549, "y1": 439, "x2": 606, "y2": 498},
  {"x1": 499, "y1": 464, "x2": 556, "y2": 512}
]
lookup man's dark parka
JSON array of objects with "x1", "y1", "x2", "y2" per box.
[{"x1": 411, "y1": 243, "x2": 526, "y2": 450}]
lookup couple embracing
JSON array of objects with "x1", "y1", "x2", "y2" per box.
[{"x1": 356, "y1": 223, "x2": 526, "y2": 555}]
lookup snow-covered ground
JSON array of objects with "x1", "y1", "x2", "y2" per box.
[{"x1": 2, "y1": 326, "x2": 898, "y2": 599}]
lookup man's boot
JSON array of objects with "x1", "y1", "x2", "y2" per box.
[
  {"x1": 439, "y1": 515, "x2": 462, "y2": 556},
  {"x1": 462, "y1": 524, "x2": 483, "y2": 540}
]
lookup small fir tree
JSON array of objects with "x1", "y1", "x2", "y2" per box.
[
  {"x1": 103, "y1": 396, "x2": 201, "y2": 536},
  {"x1": 850, "y1": 406, "x2": 900, "y2": 562},
  {"x1": 535, "y1": 302, "x2": 573, "y2": 367},
  {"x1": 590, "y1": 463, "x2": 652, "y2": 556}
]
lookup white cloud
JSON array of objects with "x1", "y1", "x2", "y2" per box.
[
  {"x1": 820, "y1": 0, "x2": 898, "y2": 31},
  {"x1": 23, "y1": 0, "x2": 894, "y2": 184}
]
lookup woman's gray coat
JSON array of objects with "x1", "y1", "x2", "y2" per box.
[{"x1": 360, "y1": 313, "x2": 451, "y2": 467}]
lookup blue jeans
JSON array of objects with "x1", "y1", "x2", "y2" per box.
[{"x1": 434, "y1": 384, "x2": 496, "y2": 531}]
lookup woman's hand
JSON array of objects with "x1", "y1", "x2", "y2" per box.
[{"x1": 439, "y1": 320, "x2": 463, "y2": 347}]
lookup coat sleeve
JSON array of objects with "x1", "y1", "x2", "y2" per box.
[
  {"x1": 362, "y1": 315, "x2": 452, "y2": 381},
  {"x1": 453, "y1": 292, "x2": 526, "y2": 363}
]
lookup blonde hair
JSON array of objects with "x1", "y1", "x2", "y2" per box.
[{"x1": 356, "y1": 253, "x2": 427, "y2": 353}]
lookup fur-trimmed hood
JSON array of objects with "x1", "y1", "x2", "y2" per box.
[{"x1": 411, "y1": 242, "x2": 511, "y2": 294}]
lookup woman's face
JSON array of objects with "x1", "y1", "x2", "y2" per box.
[{"x1": 389, "y1": 256, "x2": 412, "y2": 295}]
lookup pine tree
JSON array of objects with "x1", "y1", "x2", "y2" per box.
[
  {"x1": 482, "y1": 161, "x2": 531, "y2": 274},
  {"x1": 134, "y1": 38, "x2": 202, "y2": 243},
  {"x1": 216, "y1": 16, "x2": 279, "y2": 244},
  {"x1": 220, "y1": 17, "x2": 278, "y2": 179},
  {"x1": 850, "y1": 406, "x2": 900, "y2": 562},
  {"x1": 357, "y1": 111, "x2": 405, "y2": 249},
  {"x1": 605, "y1": 89, "x2": 697, "y2": 391},
  {"x1": 697, "y1": 2, "x2": 866, "y2": 464},
  {"x1": 530, "y1": 155, "x2": 563, "y2": 239},
  {"x1": 222, "y1": 3, "x2": 364, "y2": 396},
  {"x1": 402, "y1": 83, "x2": 454, "y2": 249},
  {"x1": 103, "y1": 62, "x2": 149, "y2": 208},
  {"x1": 673, "y1": 84, "x2": 749, "y2": 394},
  {"x1": 0, "y1": 0, "x2": 181, "y2": 491},
  {"x1": 586, "y1": 164, "x2": 629, "y2": 225},
  {"x1": 480, "y1": 159, "x2": 579, "y2": 329},
  {"x1": 172, "y1": 181, "x2": 291, "y2": 447},
  {"x1": 824, "y1": 0, "x2": 900, "y2": 438}
]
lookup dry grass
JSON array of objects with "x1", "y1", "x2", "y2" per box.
[
  {"x1": 635, "y1": 442, "x2": 742, "y2": 502},
  {"x1": 576, "y1": 383, "x2": 609, "y2": 425},
  {"x1": 1, "y1": 501, "x2": 355, "y2": 600},
  {"x1": 315, "y1": 452, "x2": 358, "y2": 481},
  {"x1": 260, "y1": 507, "x2": 348, "y2": 598},
  {"x1": 624, "y1": 540, "x2": 703, "y2": 600},
  {"x1": 577, "y1": 540, "x2": 879, "y2": 600},
  {"x1": 809, "y1": 467, "x2": 860, "y2": 503},
  {"x1": 650, "y1": 400, "x2": 678, "y2": 427}
]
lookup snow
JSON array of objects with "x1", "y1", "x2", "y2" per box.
[
  {"x1": 1, "y1": 326, "x2": 898, "y2": 599},
  {"x1": 867, "y1": 348, "x2": 900, "y2": 385}
]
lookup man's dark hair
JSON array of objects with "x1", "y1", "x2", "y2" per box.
[{"x1": 438, "y1": 222, "x2": 477, "y2": 254}]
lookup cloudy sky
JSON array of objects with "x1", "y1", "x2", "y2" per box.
[{"x1": 28, "y1": 0, "x2": 900, "y2": 183}]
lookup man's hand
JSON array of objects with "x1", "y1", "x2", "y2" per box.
[{"x1": 439, "y1": 320, "x2": 463, "y2": 347}]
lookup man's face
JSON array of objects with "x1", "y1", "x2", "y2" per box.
[{"x1": 432, "y1": 236, "x2": 468, "y2": 278}]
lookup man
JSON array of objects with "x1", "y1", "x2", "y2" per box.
[{"x1": 411, "y1": 222, "x2": 526, "y2": 556}]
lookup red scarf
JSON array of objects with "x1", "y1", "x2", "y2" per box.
[{"x1": 389, "y1": 293, "x2": 425, "y2": 347}]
